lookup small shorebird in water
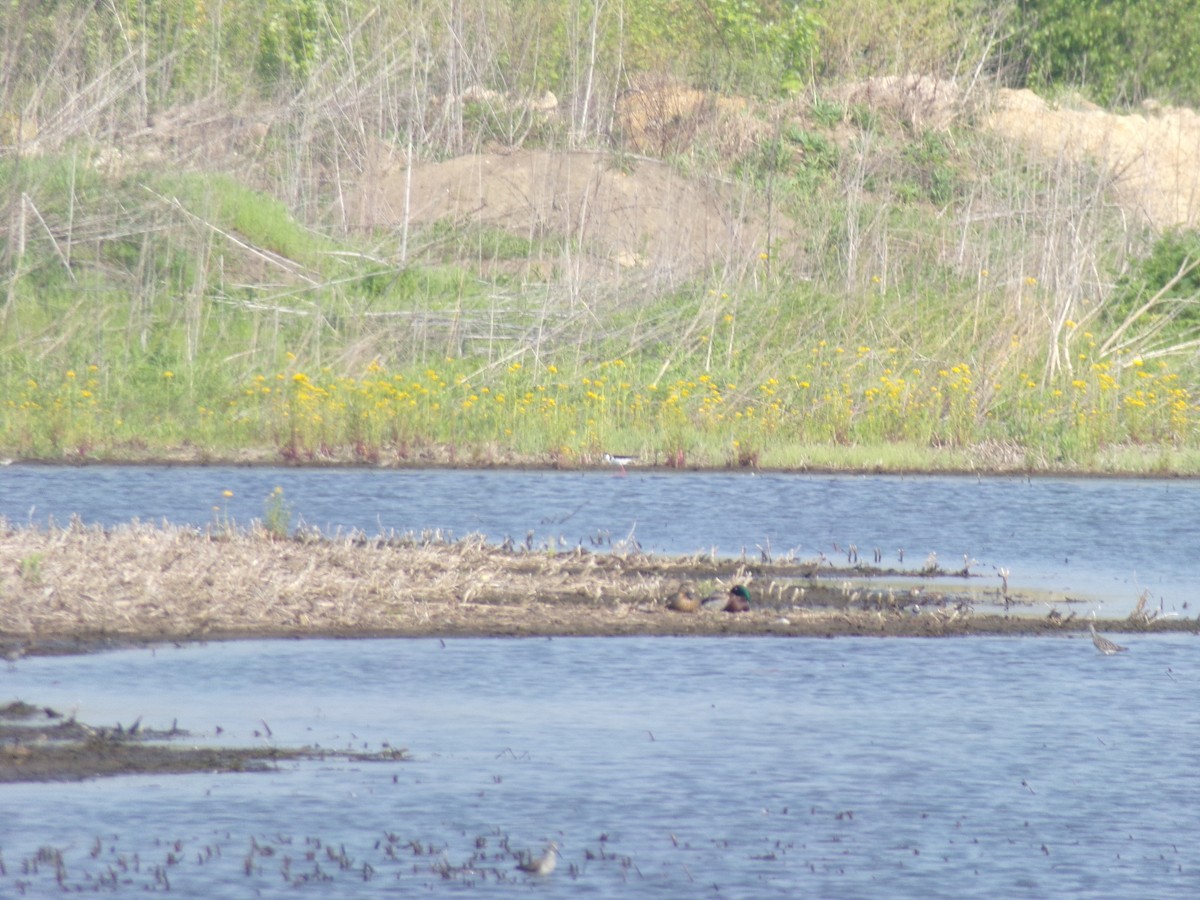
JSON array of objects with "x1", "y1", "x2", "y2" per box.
[
  {"x1": 602, "y1": 453, "x2": 638, "y2": 475},
  {"x1": 702, "y1": 584, "x2": 752, "y2": 613},
  {"x1": 516, "y1": 842, "x2": 558, "y2": 876},
  {"x1": 1089, "y1": 622, "x2": 1128, "y2": 655},
  {"x1": 2, "y1": 641, "x2": 30, "y2": 669}
]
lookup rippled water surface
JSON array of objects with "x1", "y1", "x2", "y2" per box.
[
  {"x1": 3, "y1": 635, "x2": 1199, "y2": 897},
  {"x1": 2, "y1": 466, "x2": 1199, "y2": 895},
  {"x1": 4, "y1": 465, "x2": 1200, "y2": 612}
]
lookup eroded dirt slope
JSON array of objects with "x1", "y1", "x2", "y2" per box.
[
  {"x1": 360, "y1": 149, "x2": 769, "y2": 284},
  {"x1": 348, "y1": 80, "x2": 1200, "y2": 288}
]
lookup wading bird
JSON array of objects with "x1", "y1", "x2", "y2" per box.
[
  {"x1": 1089, "y1": 622, "x2": 1128, "y2": 655},
  {"x1": 2, "y1": 641, "x2": 30, "y2": 669},
  {"x1": 602, "y1": 453, "x2": 638, "y2": 475},
  {"x1": 516, "y1": 842, "x2": 558, "y2": 876}
]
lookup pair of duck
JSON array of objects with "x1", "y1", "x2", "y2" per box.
[{"x1": 667, "y1": 582, "x2": 751, "y2": 614}]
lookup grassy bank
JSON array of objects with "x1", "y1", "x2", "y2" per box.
[
  {"x1": 5, "y1": 316, "x2": 1196, "y2": 472},
  {"x1": 3, "y1": 3, "x2": 1200, "y2": 472},
  {"x1": 3, "y1": 187, "x2": 1198, "y2": 473},
  {"x1": 3, "y1": 77, "x2": 1200, "y2": 472}
]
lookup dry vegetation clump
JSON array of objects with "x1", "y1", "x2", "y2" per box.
[
  {"x1": 2, "y1": 519, "x2": 1189, "y2": 645},
  {"x1": 0, "y1": 517, "x2": 717, "y2": 641}
]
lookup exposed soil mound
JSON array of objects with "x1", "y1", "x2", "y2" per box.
[
  {"x1": 612, "y1": 82, "x2": 761, "y2": 156},
  {"x1": 986, "y1": 90, "x2": 1200, "y2": 229},
  {"x1": 347, "y1": 80, "x2": 1200, "y2": 291},
  {"x1": 38, "y1": 80, "x2": 1200, "y2": 292},
  {"x1": 359, "y1": 149, "x2": 769, "y2": 284}
]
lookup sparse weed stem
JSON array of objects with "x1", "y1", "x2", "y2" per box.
[
  {"x1": 210, "y1": 491, "x2": 237, "y2": 538},
  {"x1": 20, "y1": 553, "x2": 43, "y2": 585},
  {"x1": 262, "y1": 487, "x2": 293, "y2": 540}
]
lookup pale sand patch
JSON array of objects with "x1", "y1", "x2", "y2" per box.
[{"x1": 988, "y1": 88, "x2": 1200, "y2": 229}]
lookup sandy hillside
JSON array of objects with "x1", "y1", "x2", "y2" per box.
[
  {"x1": 358, "y1": 149, "x2": 770, "y2": 285},
  {"x1": 347, "y1": 81, "x2": 1200, "y2": 285},
  {"x1": 987, "y1": 88, "x2": 1200, "y2": 230}
]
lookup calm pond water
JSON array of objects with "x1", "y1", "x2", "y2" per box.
[
  {"x1": 3, "y1": 635, "x2": 1199, "y2": 897},
  {"x1": 3, "y1": 464, "x2": 1200, "y2": 614}
]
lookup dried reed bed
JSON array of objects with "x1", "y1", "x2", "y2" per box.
[
  {"x1": 0, "y1": 517, "x2": 733, "y2": 642},
  {"x1": 4, "y1": 519, "x2": 1185, "y2": 645}
]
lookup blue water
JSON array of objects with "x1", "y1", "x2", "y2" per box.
[
  {"x1": 2, "y1": 635, "x2": 1198, "y2": 896},
  {"x1": 2, "y1": 467, "x2": 1199, "y2": 895},
  {"x1": 3, "y1": 465, "x2": 1200, "y2": 613}
]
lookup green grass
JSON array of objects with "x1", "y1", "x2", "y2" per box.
[
  {"x1": 7, "y1": 274, "x2": 1194, "y2": 471},
  {"x1": 149, "y1": 171, "x2": 339, "y2": 266},
  {"x1": 3, "y1": 133, "x2": 1200, "y2": 472}
]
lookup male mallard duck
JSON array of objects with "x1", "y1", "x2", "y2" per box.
[
  {"x1": 667, "y1": 582, "x2": 701, "y2": 613},
  {"x1": 1089, "y1": 622, "x2": 1128, "y2": 655},
  {"x1": 702, "y1": 584, "x2": 751, "y2": 613}
]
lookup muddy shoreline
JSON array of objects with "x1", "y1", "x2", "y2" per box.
[
  {"x1": 7, "y1": 450, "x2": 1200, "y2": 478},
  {"x1": 0, "y1": 701, "x2": 408, "y2": 784},
  {"x1": 2, "y1": 520, "x2": 1193, "y2": 649},
  {"x1": 3, "y1": 521, "x2": 1194, "y2": 783}
]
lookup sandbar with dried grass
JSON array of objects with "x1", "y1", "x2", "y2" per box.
[{"x1": 2, "y1": 519, "x2": 1191, "y2": 653}]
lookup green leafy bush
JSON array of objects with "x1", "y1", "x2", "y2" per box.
[
  {"x1": 1013, "y1": 0, "x2": 1200, "y2": 106},
  {"x1": 625, "y1": 0, "x2": 820, "y2": 95},
  {"x1": 1106, "y1": 230, "x2": 1200, "y2": 338}
]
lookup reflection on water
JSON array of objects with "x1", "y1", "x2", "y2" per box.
[
  {"x1": 2, "y1": 465, "x2": 1200, "y2": 614},
  {"x1": 2, "y1": 636, "x2": 1199, "y2": 897}
]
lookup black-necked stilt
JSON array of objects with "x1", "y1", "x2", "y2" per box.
[{"x1": 602, "y1": 453, "x2": 638, "y2": 474}]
